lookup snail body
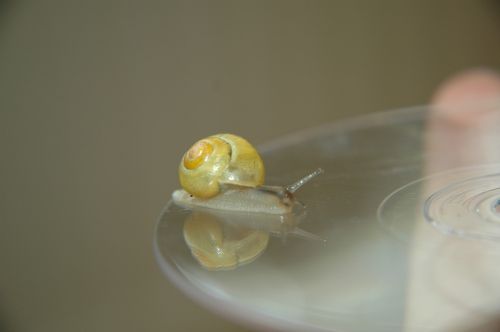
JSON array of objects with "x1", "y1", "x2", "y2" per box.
[
  {"x1": 173, "y1": 133, "x2": 323, "y2": 215},
  {"x1": 172, "y1": 185, "x2": 293, "y2": 214}
]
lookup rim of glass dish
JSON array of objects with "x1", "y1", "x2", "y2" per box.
[{"x1": 153, "y1": 104, "x2": 432, "y2": 332}]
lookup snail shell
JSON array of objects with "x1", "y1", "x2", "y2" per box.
[{"x1": 179, "y1": 134, "x2": 265, "y2": 199}]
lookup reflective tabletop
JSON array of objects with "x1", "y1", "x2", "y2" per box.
[{"x1": 155, "y1": 103, "x2": 500, "y2": 332}]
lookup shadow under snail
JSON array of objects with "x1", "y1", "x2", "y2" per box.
[{"x1": 172, "y1": 133, "x2": 323, "y2": 214}]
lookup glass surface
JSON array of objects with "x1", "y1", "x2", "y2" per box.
[{"x1": 154, "y1": 102, "x2": 500, "y2": 332}]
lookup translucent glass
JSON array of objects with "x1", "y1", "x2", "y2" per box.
[{"x1": 155, "y1": 101, "x2": 500, "y2": 332}]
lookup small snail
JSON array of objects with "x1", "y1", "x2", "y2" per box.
[{"x1": 172, "y1": 133, "x2": 323, "y2": 214}]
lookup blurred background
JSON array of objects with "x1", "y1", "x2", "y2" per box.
[{"x1": 1, "y1": 1, "x2": 500, "y2": 331}]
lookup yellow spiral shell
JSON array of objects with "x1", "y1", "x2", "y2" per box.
[{"x1": 178, "y1": 134, "x2": 265, "y2": 198}]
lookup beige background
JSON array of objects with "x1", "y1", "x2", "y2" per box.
[{"x1": 1, "y1": 1, "x2": 500, "y2": 331}]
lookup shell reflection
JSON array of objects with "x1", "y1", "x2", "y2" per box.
[
  {"x1": 183, "y1": 212, "x2": 270, "y2": 270},
  {"x1": 183, "y1": 209, "x2": 323, "y2": 271}
]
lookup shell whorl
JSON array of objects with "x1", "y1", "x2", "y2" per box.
[{"x1": 179, "y1": 134, "x2": 265, "y2": 198}]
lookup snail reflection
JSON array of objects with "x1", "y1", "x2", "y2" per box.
[
  {"x1": 182, "y1": 211, "x2": 269, "y2": 271},
  {"x1": 182, "y1": 208, "x2": 324, "y2": 271},
  {"x1": 173, "y1": 133, "x2": 324, "y2": 270}
]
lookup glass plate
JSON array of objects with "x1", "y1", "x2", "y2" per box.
[{"x1": 155, "y1": 102, "x2": 500, "y2": 332}]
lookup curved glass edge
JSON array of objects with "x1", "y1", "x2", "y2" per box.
[{"x1": 259, "y1": 105, "x2": 429, "y2": 154}]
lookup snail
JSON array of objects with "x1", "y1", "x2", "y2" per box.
[{"x1": 172, "y1": 133, "x2": 323, "y2": 214}]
